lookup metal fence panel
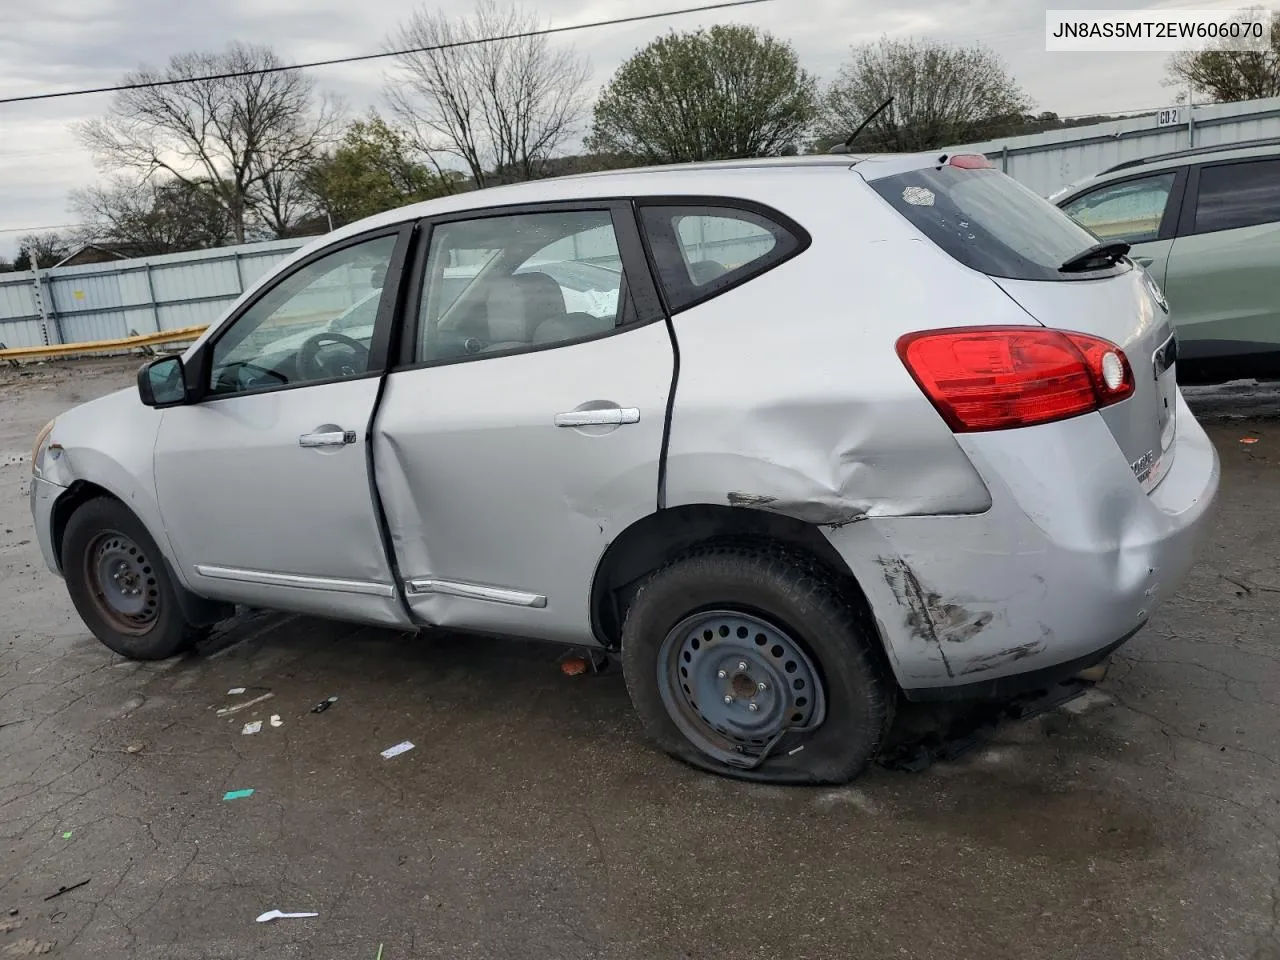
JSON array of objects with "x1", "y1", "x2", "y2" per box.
[
  {"x1": 0, "y1": 238, "x2": 308, "y2": 350},
  {"x1": 948, "y1": 95, "x2": 1280, "y2": 197}
]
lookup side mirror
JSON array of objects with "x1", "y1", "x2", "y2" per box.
[{"x1": 137, "y1": 355, "x2": 188, "y2": 408}]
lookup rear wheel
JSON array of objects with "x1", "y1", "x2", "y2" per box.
[
  {"x1": 63, "y1": 497, "x2": 206, "y2": 660},
  {"x1": 621, "y1": 543, "x2": 894, "y2": 784}
]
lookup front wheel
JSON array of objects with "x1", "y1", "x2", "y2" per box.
[
  {"x1": 621, "y1": 544, "x2": 894, "y2": 784},
  {"x1": 62, "y1": 497, "x2": 207, "y2": 660}
]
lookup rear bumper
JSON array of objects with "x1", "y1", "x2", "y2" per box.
[
  {"x1": 827, "y1": 390, "x2": 1220, "y2": 696},
  {"x1": 29, "y1": 475, "x2": 65, "y2": 576}
]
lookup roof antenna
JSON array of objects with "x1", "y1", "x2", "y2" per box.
[{"x1": 829, "y1": 97, "x2": 894, "y2": 155}]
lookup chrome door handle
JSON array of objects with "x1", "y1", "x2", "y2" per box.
[
  {"x1": 553, "y1": 407, "x2": 640, "y2": 427},
  {"x1": 299, "y1": 430, "x2": 356, "y2": 448}
]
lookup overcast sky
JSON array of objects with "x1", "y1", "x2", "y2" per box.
[{"x1": 0, "y1": 0, "x2": 1251, "y2": 255}]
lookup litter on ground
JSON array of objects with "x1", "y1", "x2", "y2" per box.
[
  {"x1": 223, "y1": 789, "x2": 255, "y2": 801},
  {"x1": 255, "y1": 910, "x2": 318, "y2": 923},
  {"x1": 217, "y1": 692, "x2": 274, "y2": 716},
  {"x1": 242, "y1": 721, "x2": 262, "y2": 735},
  {"x1": 381, "y1": 741, "x2": 415, "y2": 759},
  {"x1": 227, "y1": 687, "x2": 246, "y2": 695},
  {"x1": 269, "y1": 715, "x2": 283, "y2": 728},
  {"x1": 311, "y1": 696, "x2": 338, "y2": 714}
]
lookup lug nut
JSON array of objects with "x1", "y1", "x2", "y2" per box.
[
  {"x1": 723, "y1": 695, "x2": 733, "y2": 704},
  {"x1": 757, "y1": 681, "x2": 767, "y2": 692},
  {"x1": 737, "y1": 661, "x2": 748, "y2": 671},
  {"x1": 748, "y1": 703, "x2": 759, "y2": 712},
  {"x1": 717, "y1": 669, "x2": 727, "y2": 679}
]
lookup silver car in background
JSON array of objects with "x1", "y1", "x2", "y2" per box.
[{"x1": 29, "y1": 152, "x2": 1219, "y2": 784}]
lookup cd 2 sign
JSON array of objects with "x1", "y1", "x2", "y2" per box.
[{"x1": 1156, "y1": 108, "x2": 1181, "y2": 127}]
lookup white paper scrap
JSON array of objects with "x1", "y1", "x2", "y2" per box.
[
  {"x1": 381, "y1": 740, "x2": 415, "y2": 759},
  {"x1": 269, "y1": 715, "x2": 283, "y2": 728},
  {"x1": 242, "y1": 720, "x2": 262, "y2": 735},
  {"x1": 227, "y1": 687, "x2": 246, "y2": 695}
]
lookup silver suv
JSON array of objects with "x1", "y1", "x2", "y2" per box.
[{"x1": 29, "y1": 153, "x2": 1220, "y2": 784}]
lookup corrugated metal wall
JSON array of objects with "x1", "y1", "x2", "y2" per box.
[
  {"x1": 948, "y1": 96, "x2": 1280, "y2": 197},
  {"x1": 0, "y1": 238, "x2": 308, "y2": 349}
]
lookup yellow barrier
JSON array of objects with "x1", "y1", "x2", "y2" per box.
[{"x1": 0, "y1": 325, "x2": 208, "y2": 363}]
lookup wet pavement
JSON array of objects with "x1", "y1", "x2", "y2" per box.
[{"x1": 1, "y1": 357, "x2": 1279, "y2": 959}]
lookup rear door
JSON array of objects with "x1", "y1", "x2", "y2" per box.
[
  {"x1": 866, "y1": 159, "x2": 1178, "y2": 493},
  {"x1": 1057, "y1": 168, "x2": 1186, "y2": 288},
  {"x1": 1163, "y1": 156, "x2": 1280, "y2": 365},
  {"x1": 371, "y1": 202, "x2": 673, "y2": 643}
]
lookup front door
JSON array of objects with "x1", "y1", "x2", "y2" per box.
[
  {"x1": 372, "y1": 203, "x2": 674, "y2": 643},
  {"x1": 153, "y1": 229, "x2": 413, "y2": 627}
]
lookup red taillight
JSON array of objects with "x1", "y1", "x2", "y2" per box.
[
  {"x1": 896, "y1": 326, "x2": 1135, "y2": 432},
  {"x1": 948, "y1": 153, "x2": 991, "y2": 169}
]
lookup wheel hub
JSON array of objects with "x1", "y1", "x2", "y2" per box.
[
  {"x1": 657, "y1": 610, "x2": 825, "y2": 760},
  {"x1": 86, "y1": 532, "x2": 160, "y2": 634}
]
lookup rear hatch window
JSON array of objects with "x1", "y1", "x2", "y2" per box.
[{"x1": 868, "y1": 164, "x2": 1130, "y2": 282}]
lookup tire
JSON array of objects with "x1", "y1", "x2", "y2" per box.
[
  {"x1": 621, "y1": 543, "x2": 894, "y2": 785},
  {"x1": 62, "y1": 497, "x2": 206, "y2": 661}
]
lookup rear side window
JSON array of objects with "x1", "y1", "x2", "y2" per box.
[
  {"x1": 1059, "y1": 172, "x2": 1176, "y2": 244},
  {"x1": 639, "y1": 204, "x2": 805, "y2": 312},
  {"x1": 1194, "y1": 158, "x2": 1280, "y2": 234},
  {"x1": 869, "y1": 166, "x2": 1124, "y2": 282}
]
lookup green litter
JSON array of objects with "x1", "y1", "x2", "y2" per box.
[
  {"x1": 61, "y1": 832, "x2": 72, "y2": 839},
  {"x1": 222, "y1": 789, "x2": 255, "y2": 801}
]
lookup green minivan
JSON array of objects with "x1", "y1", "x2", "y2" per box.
[{"x1": 1053, "y1": 138, "x2": 1280, "y2": 384}]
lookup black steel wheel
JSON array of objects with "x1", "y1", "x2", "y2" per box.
[
  {"x1": 63, "y1": 497, "x2": 207, "y2": 660},
  {"x1": 622, "y1": 543, "x2": 893, "y2": 784},
  {"x1": 81, "y1": 530, "x2": 161, "y2": 634}
]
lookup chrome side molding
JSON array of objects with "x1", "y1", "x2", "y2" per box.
[
  {"x1": 404, "y1": 578, "x2": 547, "y2": 608},
  {"x1": 193, "y1": 564, "x2": 396, "y2": 597}
]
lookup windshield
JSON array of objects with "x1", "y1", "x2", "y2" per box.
[{"x1": 868, "y1": 166, "x2": 1130, "y2": 282}]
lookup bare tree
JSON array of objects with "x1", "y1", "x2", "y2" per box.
[
  {"x1": 819, "y1": 37, "x2": 1033, "y2": 152},
  {"x1": 69, "y1": 176, "x2": 234, "y2": 254},
  {"x1": 1166, "y1": 9, "x2": 1279, "y2": 103},
  {"x1": 74, "y1": 42, "x2": 342, "y2": 242},
  {"x1": 384, "y1": 0, "x2": 590, "y2": 187}
]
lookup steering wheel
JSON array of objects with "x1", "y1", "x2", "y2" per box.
[{"x1": 298, "y1": 332, "x2": 370, "y2": 380}]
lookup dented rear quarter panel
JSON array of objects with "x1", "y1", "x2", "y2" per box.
[{"x1": 663, "y1": 171, "x2": 1010, "y2": 529}]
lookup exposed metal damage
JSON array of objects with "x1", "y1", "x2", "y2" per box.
[
  {"x1": 957, "y1": 639, "x2": 1048, "y2": 676},
  {"x1": 727, "y1": 491, "x2": 866, "y2": 528},
  {"x1": 878, "y1": 556, "x2": 1001, "y2": 678}
]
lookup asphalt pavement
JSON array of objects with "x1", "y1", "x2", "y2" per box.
[{"x1": 1, "y1": 357, "x2": 1279, "y2": 960}]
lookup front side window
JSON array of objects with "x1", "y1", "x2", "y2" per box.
[
  {"x1": 639, "y1": 205, "x2": 802, "y2": 312},
  {"x1": 416, "y1": 210, "x2": 632, "y2": 364},
  {"x1": 209, "y1": 234, "x2": 397, "y2": 395},
  {"x1": 1194, "y1": 158, "x2": 1280, "y2": 234},
  {"x1": 1060, "y1": 173, "x2": 1177, "y2": 244}
]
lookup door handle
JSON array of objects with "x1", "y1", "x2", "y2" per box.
[
  {"x1": 299, "y1": 429, "x2": 357, "y2": 448},
  {"x1": 1134, "y1": 256, "x2": 1154, "y2": 267},
  {"x1": 554, "y1": 407, "x2": 640, "y2": 427}
]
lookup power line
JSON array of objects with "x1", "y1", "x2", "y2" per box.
[
  {"x1": 0, "y1": 0, "x2": 777, "y2": 106},
  {"x1": 0, "y1": 223, "x2": 87, "y2": 234}
]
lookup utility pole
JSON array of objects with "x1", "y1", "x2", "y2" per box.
[{"x1": 1187, "y1": 85, "x2": 1196, "y2": 148}]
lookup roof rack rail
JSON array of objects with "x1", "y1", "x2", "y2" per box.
[{"x1": 1100, "y1": 135, "x2": 1280, "y2": 174}]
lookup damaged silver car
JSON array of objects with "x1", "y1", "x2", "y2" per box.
[{"x1": 29, "y1": 152, "x2": 1220, "y2": 784}]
